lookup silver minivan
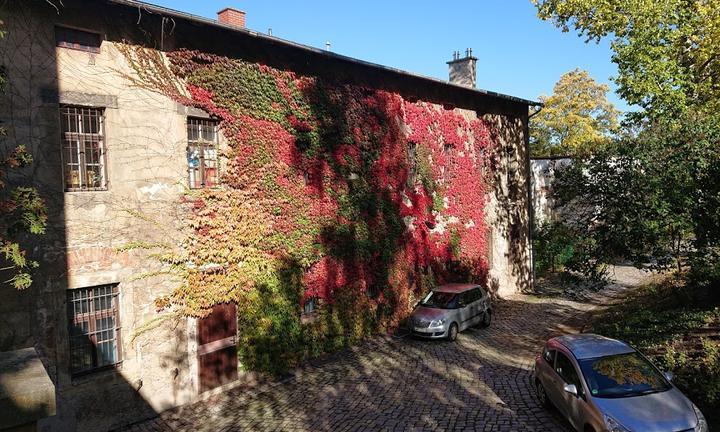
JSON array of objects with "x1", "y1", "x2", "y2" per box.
[
  {"x1": 408, "y1": 283, "x2": 492, "y2": 341},
  {"x1": 534, "y1": 334, "x2": 708, "y2": 432}
]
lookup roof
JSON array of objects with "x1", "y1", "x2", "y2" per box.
[
  {"x1": 107, "y1": 0, "x2": 541, "y2": 107},
  {"x1": 433, "y1": 283, "x2": 481, "y2": 294},
  {"x1": 554, "y1": 334, "x2": 635, "y2": 360}
]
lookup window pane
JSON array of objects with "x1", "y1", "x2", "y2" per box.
[
  {"x1": 67, "y1": 285, "x2": 120, "y2": 374},
  {"x1": 187, "y1": 118, "x2": 219, "y2": 189},
  {"x1": 187, "y1": 122, "x2": 199, "y2": 141},
  {"x1": 60, "y1": 106, "x2": 105, "y2": 190}
]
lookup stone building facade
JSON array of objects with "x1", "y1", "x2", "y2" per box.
[
  {"x1": 0, "y1": 1, "x2": 538, "y2": 430},
  {"x1": 530, "y1": 156, "x2": 572, "y2": 227}
]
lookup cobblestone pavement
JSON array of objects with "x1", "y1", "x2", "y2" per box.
[{"x1": 124, "y1": 267, "x2": 648, "y2": 432}]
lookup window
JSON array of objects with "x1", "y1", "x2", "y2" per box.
[
  {"x1": 461, "y1": 289, "x2": 480, "y2": 305},
  {"x1": 303, "y1": 297, "x2": 318, "y2": 315},
  {"x1": 543, "y1": 346, "x2": 555, "y2": 365},
  {"x1": 55, "y1": 26, "x2": 101, "y2": 53},
  {"x1": 67, "y1": 284, "x2": 121, "y2": 375},
  {"x1": 61, "y1": 106, "x2": 107, "y2": 191},
  {"x1": 555, "y1": 351, "x2": 582, "y2": 394},
  {"x1": 477, "y1": 286, "x2": 487, "y2": 299},
  {"x1": 187, "y1": 118, "x2": 219, "y2": 189}
]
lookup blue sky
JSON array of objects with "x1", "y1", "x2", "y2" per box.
[{"x1": 150, "y1": 0, "x2": 629, "y2": 112}]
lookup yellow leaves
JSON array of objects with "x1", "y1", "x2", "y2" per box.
[{"x1": 531, "y1": 69, "x2": 619, "y2": 156}]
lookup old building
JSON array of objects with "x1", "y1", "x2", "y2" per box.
[
  {"x1": 0, "y1": 1, "x2": 538, "y2": 430},
  {"x1": 530, "y1": 156, "x2": 572, "y2": 227}
]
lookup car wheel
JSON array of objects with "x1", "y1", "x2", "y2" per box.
[
  {"x1": 584, "y1": 426, "x2": 596, "y2": 432},
  {"x1": 535, "y1": 380, "x2": 551, "y2": 408},
  {"x1": 447, "y1": 323, "x2": 458, "y2": 341},
  {"x1": 481, "y1": 309, "x2": 492, "y2": 328}
]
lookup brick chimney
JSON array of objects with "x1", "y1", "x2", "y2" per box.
[
  {"x1": 447, "y1": 48, "x2": 477, "y2": 88},
  {"x1": 217, "y1": 7, "x2": 246, "y2": 28}
]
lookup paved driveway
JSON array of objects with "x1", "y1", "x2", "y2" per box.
[{"x1": 125, "y1": 269, "x2": 644, "y2": 432}]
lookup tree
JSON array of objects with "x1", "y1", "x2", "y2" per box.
[
  {"x1": 533, "y1": 0, "x2": 720, "y2": 119},
  {"x1": 530, "y1": 68, "x2": 619, "y2": 156},
  {"x1": 0, "y1": 22, "x2": 46, "y2": 289},
  {"x1": 534, "y1": 1, "x2": 720, "y2": 285}
]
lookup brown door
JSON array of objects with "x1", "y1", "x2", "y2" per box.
[{"x1": 197, "y1": 303, "x2": 238, "y2": 392}]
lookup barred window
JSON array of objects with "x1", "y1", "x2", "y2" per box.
[
  {"x1": 61, "y1": 106, "x2": 107, "y2": 191},
  {"x1": 187, "y1": 118, "x2": 219, "y2": 189},
  {"x1": 67, "y1": 285, "x2": 121, "y2": 375}
]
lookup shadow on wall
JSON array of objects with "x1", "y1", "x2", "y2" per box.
[
  {"x1": 0, "y1": 2, "x2": 163, "y2": 431},
  {"x1": 488, "y1": 114, "x2": 533, "y2": 295}
]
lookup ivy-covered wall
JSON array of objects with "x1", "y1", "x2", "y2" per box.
[{"x1": 120, "y1": 46, "x2": 503, "y2": 374}]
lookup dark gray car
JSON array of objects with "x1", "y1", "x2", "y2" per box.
[
  {"x1": 408, "y1": 283, "x2": 491, "y2": 341},
  {"x1": 533, "y1": 334, "x2": 708, "y2": 432}
]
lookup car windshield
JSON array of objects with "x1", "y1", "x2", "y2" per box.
[
  {"x1": 578, "y1": 352, "x2": 671, "y2": 398},
  {"x1": 420, "y1": 291, "x2": 459, "y2": 309}
]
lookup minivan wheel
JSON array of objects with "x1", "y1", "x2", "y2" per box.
[
  {"x1": 447, "y1": 323, "x2": 458, "y2": 341},
  {"x1": 481, "y1": 309, "x2": 492, "y2": 328},
  {"x1": 535, "y1": 380, "x2": 551, "y2": 408}
]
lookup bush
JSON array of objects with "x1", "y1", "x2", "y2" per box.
[
  {"x1": 236, "y1": 264, "x2": 382, "y2": 375},
  {"x1": 533, "y1": 222, "x2": 575, "y2": 276}
]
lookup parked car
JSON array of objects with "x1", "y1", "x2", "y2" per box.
[
  {"x1": 533, "y1": 334, "x2": 708, "y2": 432},
  {"x1": 408, "y1": 283, "x2": 491, "y2": 341}
]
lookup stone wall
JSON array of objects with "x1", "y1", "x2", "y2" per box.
[
  {"x1": 1, "y1": 4, "x2": 197, "y2": 430},
  {"x1": 530, "y1": 157, "x2": 572, "y2": 227}
]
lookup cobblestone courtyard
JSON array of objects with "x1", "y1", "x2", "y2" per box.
[{"x1": 124, "y1": 268, "x2": 646, "y2": 432}]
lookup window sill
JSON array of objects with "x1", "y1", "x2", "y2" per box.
[
  {"x1": 65, "y1": 188, "x2": 108, "y2": 193},
  {"x1": 70, "y1": 362, "x2": 123, "y2": 385},
  {"x1": 57, "y1": 45, "x2": 101, "y2": 54}
]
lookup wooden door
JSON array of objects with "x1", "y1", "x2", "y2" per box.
[{"x1": 197, "y1": 303, "x2": 238, "y2": 392}]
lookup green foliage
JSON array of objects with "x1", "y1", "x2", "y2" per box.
[
  {"x1": 534, "y1": 0, "x2": 720, "y2": 119},
  {"x1": 596, "y1": 307, "x2": 718, "y2": 350},
  {"x1": 552, "y1": 112, "x2": 720, "y2": 277},
  {"x1": 532, "y1": 222, "x2": 576, "y2": 276},
  {"x1": 0, "y1": 23, "x2": 47, "y2": 289},
  {"x1": 533, "y1": 1, "x2": 720, "y2": 284},
  {"x1": 236, "y1": 261, "x2": 379, "y2": 375},
  {"x1": 530, "y1": 69, "x2": 619, "y2": 156}
]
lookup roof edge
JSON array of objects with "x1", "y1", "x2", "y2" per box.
[{"x1": 107, "y1": 0, "x2": 542, "y2": 107}]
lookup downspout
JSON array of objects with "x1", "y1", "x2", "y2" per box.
[{"x1": 526, "y1": 104, "x2": 543, "y2": 291}]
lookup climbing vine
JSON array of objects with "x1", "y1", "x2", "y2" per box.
[{"x1": 120, "y1": 45, "x2": 499, "y2": 373}]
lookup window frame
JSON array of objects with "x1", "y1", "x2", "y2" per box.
[
  {"x1": 67, "y1": 284, "x2": 122, "y2": 377},
  {"x1": 60, "y1": 105, "x2": 108, "y2": 191},
  {"x1": 187, "y1": 117, "x2": 220, "y2": 189}
]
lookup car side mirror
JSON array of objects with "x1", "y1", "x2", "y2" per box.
[
  {"x1": 663, "y1": 371, "x2": 674, "y2": 382},
  {"x1": 563, "y1": 383, "x2": 578, "y2": 397}
]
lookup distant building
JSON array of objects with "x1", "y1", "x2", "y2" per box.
[
  {"x1": 530, "y1": 156, "x2": 572, "y2": 226},
  {"x1": 0, "y1": 1, "x2": 539, "y2": 430}
]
